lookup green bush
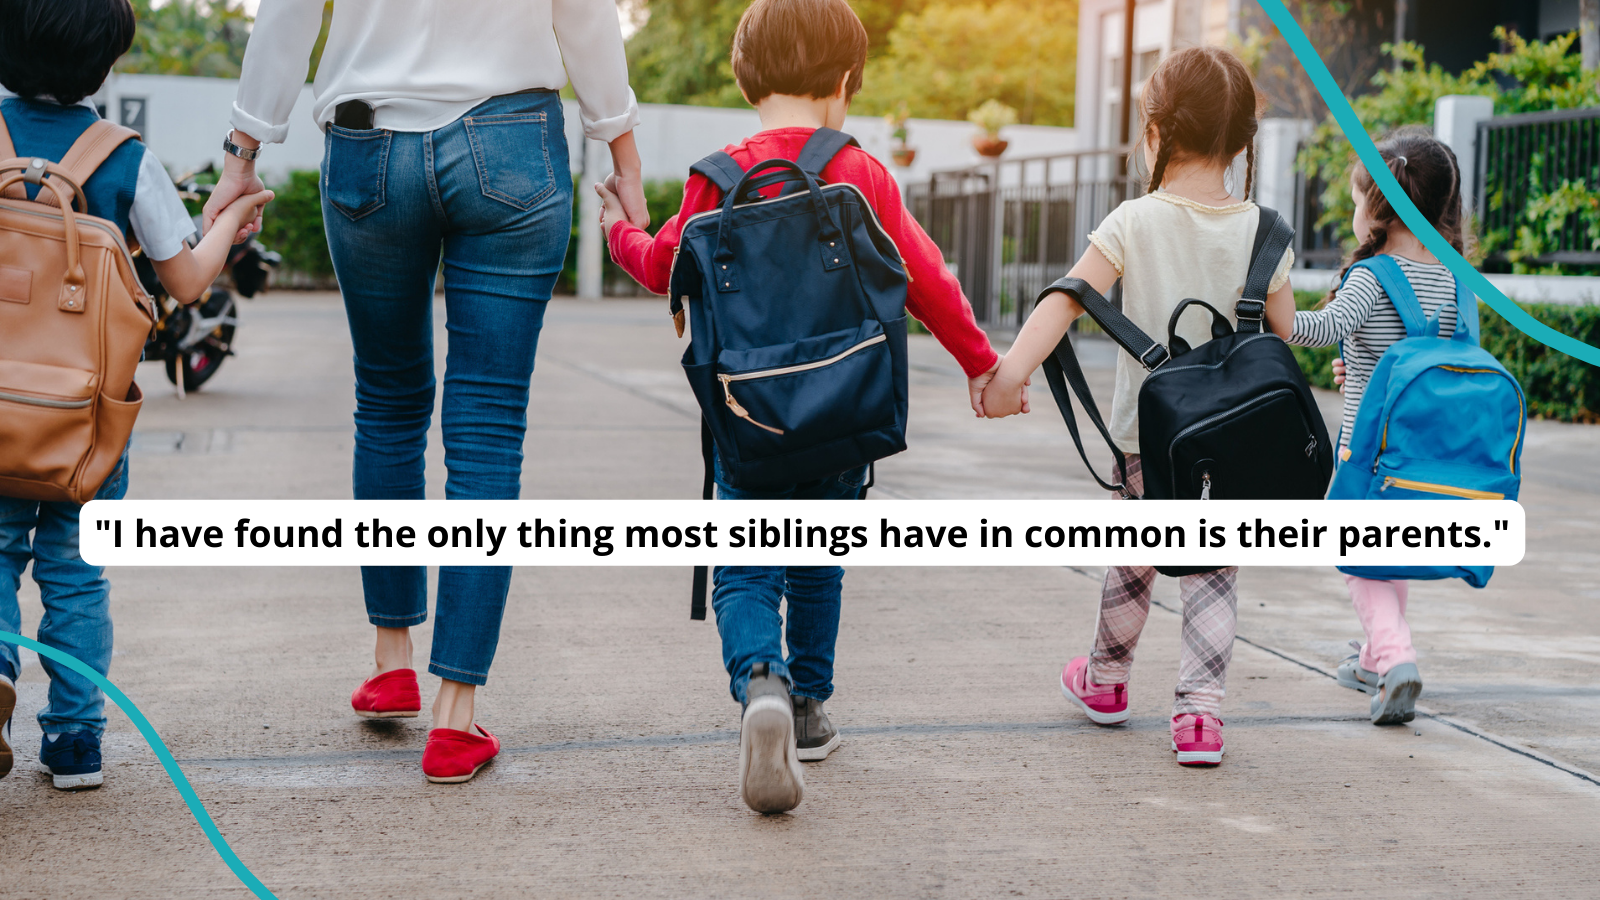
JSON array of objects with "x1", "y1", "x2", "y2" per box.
[
  {"x1": 257, "y1": 170, "x2": 336, "y2": 285},
  {"x1": 1288, "y1": 289, "x2": 1600, "y2": 422}
]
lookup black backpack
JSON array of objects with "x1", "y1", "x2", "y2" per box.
[{"x1": 1038, "y1": 207, "x2": 1333, "y2": 574}]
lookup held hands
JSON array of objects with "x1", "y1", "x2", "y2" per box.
[
  {"x1": 203, "y1": 149, "x2": 266, "y2": 245},
  {"x1": 1332, "y1": 357, "x2": 1346, "y2": 391},
  {"x1": 980, "y1": 366, "x2": 1031, "y2": 418},
  {"x1": 594, "y1": 178, "x2": 629, "y2": 241},
  {"x1": 967, "y1": 360, "x2": 1001, "y2": 417},
  {"x1": 212, "y1": 188, "x2": 275, "y2": 243}
]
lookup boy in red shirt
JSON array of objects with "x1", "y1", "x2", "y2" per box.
[{"x1": 597, "y1": 0, "x2": 999, "y2": 814}]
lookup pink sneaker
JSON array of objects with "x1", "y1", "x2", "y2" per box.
[
  {"x1": 1171, "y1": 714, "x2": 1224, "y2": 766},
  {"x1": 1060, "y1": 657, "x2": 1130, "y2": 725}
]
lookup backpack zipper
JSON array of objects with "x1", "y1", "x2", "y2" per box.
[
  {"x1": 717, "y1": 332, "x2": 888, "y2": 435},
  {"x1": 1165, "y1": 387, "x2": 1303, "y2": 497},
  {"x1": 1380, "y1": 477, "x2": 1503, "y2": 500},
  {"x1": 1374, "y1": 365, "x2": 1526, "y2": 474},
  {"x1": 0, "y1": 389, "x2": 92, "y2": 409}
]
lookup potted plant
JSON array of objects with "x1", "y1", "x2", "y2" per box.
[
  {"x1": 968, "y1": 99, "x2": 1017, "y2": 158},
  {"x1": 885, "y1": 102, "x2": 916, "y2": 167}
]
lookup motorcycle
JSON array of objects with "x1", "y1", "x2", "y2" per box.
[{"x1": 136, "y1": 172, "x2": 281, "y2": 396}]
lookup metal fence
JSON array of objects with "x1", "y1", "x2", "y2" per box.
[
  {"x1": 908, "y1": 149, "x2": 1139, "y2": 328},
  {"x1": 1476, "y1": 107, "x2": 1600, "y2": 265}
]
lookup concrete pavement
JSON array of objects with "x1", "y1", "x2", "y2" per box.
[{"x1": 2, "y1": 293, "x2": 1597, "y2": 898}]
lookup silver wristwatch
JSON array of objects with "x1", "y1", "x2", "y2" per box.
[{"x1": 222, "y1": 129, "x2": 261, "y2": 161}]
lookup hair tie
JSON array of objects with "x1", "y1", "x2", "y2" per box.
[{"x1": 1395, "y1": 155, "x2": 1408, "y2": 169}]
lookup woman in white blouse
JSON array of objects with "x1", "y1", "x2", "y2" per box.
[{"x1": 205, "y1": 0, "x2": 649, "y2": 784}]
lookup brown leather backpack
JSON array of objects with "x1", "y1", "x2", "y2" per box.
[{"x1": 0, "y1": 117, "x2": 156, "y2": 504}]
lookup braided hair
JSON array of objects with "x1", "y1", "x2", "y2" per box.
[
  {"x1": 1326, "y1": 126, "x2": 1469, "y2": 304},
  {"x1": 1140, "y1": 46, "x2": 1264, "y2": 198}
]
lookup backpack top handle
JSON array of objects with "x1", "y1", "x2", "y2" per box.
[{"x1": 710, "y1": 158, "x2": 848, "y2": 291}]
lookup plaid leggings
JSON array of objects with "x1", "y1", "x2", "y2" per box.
[{"x1": 1087, "y1": 455, "x2": 1238, "y2": 717}]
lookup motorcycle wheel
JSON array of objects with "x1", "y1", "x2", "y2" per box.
[{"x1": 162, "y1": 290, "x2": 236, "y2": 392}]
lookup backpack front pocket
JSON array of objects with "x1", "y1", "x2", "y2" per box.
[{"x1": 715, "y1": 322, "x2": 895, "y2": 461}]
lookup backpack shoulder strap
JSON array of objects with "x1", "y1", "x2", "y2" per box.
[
  {"x1": 56, "y1": 119, "x2": 139, "y2": 186},
  {"x1": 1349, "y1": 256, "x2": 1426, "y2": 338},
  {"x1": 1450, "y1": 276, "x2": 1480, "y2": 346},
  {"x1": 796, "y1": 127, "x2": 859, "y2": 178},
  {"x1": 689, "y1": 151, "x2": 745, "y2": 196},
  {"x1": 1235, "y1": 206, "x2": 1293, "y2": 333},
  {"x1": 0, "y1": 109, "x2": 16, "y2": 160}
]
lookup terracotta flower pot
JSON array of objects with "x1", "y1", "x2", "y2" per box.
[
  {"x1": 891, "y1": 147, "x2": 917, "y2": 167},
  {"x1": 972, "y1": 135, "x2": 1009, "y2": 158}
]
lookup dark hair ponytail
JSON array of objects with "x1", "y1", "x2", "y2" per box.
[
  {"x1": 1326, "y1": 126, "x2": 1470, "y2": 303},
  {"x1": 1140, "y1": 46, "x2": 1263, "y2": 196}
]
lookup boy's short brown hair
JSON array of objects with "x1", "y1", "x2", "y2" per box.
[{"x1": 732, "y1": 0, "x2": 869, "y2": 104}]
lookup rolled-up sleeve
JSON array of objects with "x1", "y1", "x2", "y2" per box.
[
  {"x1": 553, "y1": 0, "x2": 641, "y2": 142},
  {"x1": 230, "y1": 0, "x2": 327, "y2": 144}
]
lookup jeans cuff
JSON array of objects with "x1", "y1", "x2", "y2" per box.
[
  {"x1": 368, "y1": 611, "x2": 427, "y2": 628},
  {"x1": 428, "y1": 660, "x2": 488, "y2": 687},
  {"x1": 791, "y1": 688, "x2": 831, "y2": 703}
]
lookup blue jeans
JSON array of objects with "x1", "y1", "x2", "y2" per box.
[
  {"x1": 321, "y1": 92, "x2": 572, "y2": 686},
  {"x1": 711, "y1": 457, "x2": 868, "y2": 705},
  {"x1": 0, "y1": 451, "x2": 128, "y2": 737}
]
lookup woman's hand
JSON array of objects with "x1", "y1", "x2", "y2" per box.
[
  {"x1": 607, "y1": 131, "x2": 650, "y2": 229},
  {"x1": 1332, "y1": 356, "x2": 1346, "y2": 391},
  {"x1": 203, "y1": 133, "x2": 265, "y2": 245}
]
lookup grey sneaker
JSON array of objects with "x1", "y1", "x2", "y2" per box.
[
  {"x1": 0, "y1": 673, "x2": 14, "y2": 779},
  {"x1": 1336, "y1": 642, "x2": 1380, "y2": 695},
  {"x1": 738, "y1": 663, "x2": 803, "y2": 813},
  {"x1": 1371, "y1": 662, "x2": 1423, "y2": 725},
  {"x1": 793, "y1": 696, "x2": 840, "y2": 762}
]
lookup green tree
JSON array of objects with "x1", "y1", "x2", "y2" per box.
[
  {"x1": 853, "y1": 0, "x2": 1075, "y2": 125},
  {"x1": 118, "y1": 0, "x2": 253, "y2": 78},
  {"x1": 1295, "y1": 30, "x2": 1598, "y2": 254},
  {"x1": 625, "y1": 0, "x2": 747, "y2": 108}
]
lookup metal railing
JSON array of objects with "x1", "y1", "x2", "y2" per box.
[
  {"x1": 1476, "y1": 106, "x2": 1600, "y2": 265},
  {"x1": 908, "y1": 148, "x2": 1140, "y2": 328}
]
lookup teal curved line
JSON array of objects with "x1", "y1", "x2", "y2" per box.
[
  {"x1": 1, "y1": 631, "x2": 279, "y2": 900},
  {"x1": 1256, "y1": 0, "x2": 1600, "y2": 368}
]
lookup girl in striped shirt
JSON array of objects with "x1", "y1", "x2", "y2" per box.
[{"x1": 1289, "y1": 127, "x2": 1468, "y2": 725}]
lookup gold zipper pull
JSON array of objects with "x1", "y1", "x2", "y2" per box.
[{"x1": 718, "y1": 375, "x2": 784, "y2": 435}]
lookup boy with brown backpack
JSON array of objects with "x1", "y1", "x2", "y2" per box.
[{"x1": 0, "y1": 0, "x2": 271, "y2": 789}]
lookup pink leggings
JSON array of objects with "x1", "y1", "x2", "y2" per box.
[{"x1": 1345, "y1": 575, "x2": 1416, "y2": 673}]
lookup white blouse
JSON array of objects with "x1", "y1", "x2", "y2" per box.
[{"x1": 231, "y1": 0, "x2": 640, "y2": 144}]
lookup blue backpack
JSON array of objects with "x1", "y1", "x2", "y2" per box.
[
  {"x1": 670, "y1": 128, "x2": 910, "y2": 616},
  {"x1": 1328, "y1": 256, "x2": 1526, "y2": 588}
]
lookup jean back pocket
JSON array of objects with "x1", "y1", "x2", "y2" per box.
[
  {"x1": 323, "y1": 126, "x2": 391, "y2": 220},
  {"x1": 463, "y1": 112, "x2": 556, "y2": 210}
]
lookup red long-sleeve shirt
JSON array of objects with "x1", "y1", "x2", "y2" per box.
[{"x1": 607, "y1": 127, "x2": 999, "y2": 378}]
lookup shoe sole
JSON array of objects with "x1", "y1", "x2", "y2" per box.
[
  {"x1": 425, "y1": 760, "x2": 490, "y2": 784},
  {"x1": 1171, "y1": 743, "x2": 1224, "y2": 766},
  {"x1": 354, "y1": 708, "x2": 420, "y2": 719},
  {"x1": 1060, "y1": 674, "x2": 1130, "y2": 725},
  {"x1": 1372, "y1": 664, "x2": 1422, "y2": 726},
  {"x1": 739, "y1": 696, "x2": 803, "y2": 813},
  {"x1": 796, "y1": 730, "x2": 841, "y2": 762},
  {"x1": 52, "y1": 771, "x2": 103, "y2": 790},
  {"x1": 0, "y1": 677, "x2": 14, "y2": 779}
]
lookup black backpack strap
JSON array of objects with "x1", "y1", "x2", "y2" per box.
[
  {"x1": 690, "y1": 418, "x2": 716, "y2": 620},
  {"x1": 1038, "y1": 276, "x2": 1169, "y2": 371},
  {"x1": 796, "y1": 127, "x2": 860, "y2": 178},
  {"x1": 1235, "y1": 206, "x2": 1294, "y2": 334},
  {"x1": 690, "y1": 151, "x2": 746, "y2": 195}
]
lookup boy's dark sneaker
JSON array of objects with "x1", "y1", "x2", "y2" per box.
[
  {"x1": 41, "y1": 731, "x2": 103, "y2": 791},
  {"x1": 0, "y1": 673, "x2": 14, "y2": 779},
  {"x1": 793, "y1": 696, "x2": 840, "y2": 762},
  {"x1": 738, "y1": 662, "x2": 803, "y2": 813},
  {"x1": 1371, "y1": 663, "x2": 1422, "y2": 725}
]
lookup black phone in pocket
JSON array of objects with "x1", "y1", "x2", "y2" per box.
[{"x1": 333, "y1": 100, "x2": 375, "y2": 130}]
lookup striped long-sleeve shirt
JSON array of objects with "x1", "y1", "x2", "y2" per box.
[{"x1": 1289, "y1": 256, "x2": 1459, "y2": 445}]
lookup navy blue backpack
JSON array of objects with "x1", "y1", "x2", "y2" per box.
[
  {"x1": 670, "y1": 129, "x2": 911, "y2": 616},
  {"x1": 1328, "y1": 256, "x2": 1525, "y2": 588}
]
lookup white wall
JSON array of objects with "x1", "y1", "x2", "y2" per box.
[{"x1": 97, "y1": 74, "x2": 1078, "y2": 185}]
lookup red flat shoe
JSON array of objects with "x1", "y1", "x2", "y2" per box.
[
  {"x1": 351, "y1": 668, "x2": 422, "y2": 719},
  {"x1": 423, "y1": 724, "x2": 500, "y2": 784}
]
